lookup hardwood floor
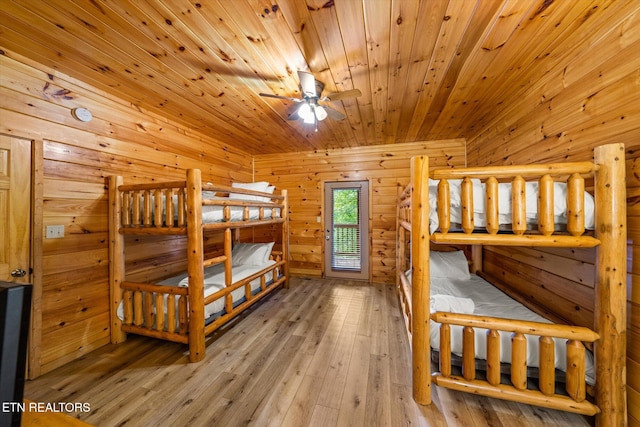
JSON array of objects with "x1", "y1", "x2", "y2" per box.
[{"x1": 25, "y1": 277, "x2": 592, "y2": 427}]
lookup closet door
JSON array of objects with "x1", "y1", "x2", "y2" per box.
[
  {"x1": 323, "y1": 181, "x2": 370, "y2": 281},
  {"x1": 0, "y1": 134, "x2": 31, "y2": 285}
]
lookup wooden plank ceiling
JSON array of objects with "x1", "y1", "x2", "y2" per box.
[{"x1": 0, "y1": 0, "x2": 620, "y2": 155}]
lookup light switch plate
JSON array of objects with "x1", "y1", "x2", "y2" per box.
[{"x1": 46, "y1": 225, "x2": 64, "y2": 239}]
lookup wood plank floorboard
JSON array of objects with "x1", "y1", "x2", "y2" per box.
[{"x1": 24, "y1": 277, "x2": 592, "y2": 427}]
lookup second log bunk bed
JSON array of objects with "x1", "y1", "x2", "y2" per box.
[
  {"x1": 109, "y1": 169, "x2": 289, "y2": 363},
  {"x1": 396, "y1": 143, "x2": 626, "y2": 426}
]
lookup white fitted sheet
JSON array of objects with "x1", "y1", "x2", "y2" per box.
[
  {"x1": 201, "y1": 203, "x2": 280, "y2": 224},
  {"x1": 427, "y1": 179, "x2": 595, "y2": 234},
  {"x1": 147, "y1": 194, "x2": 281, "y2": 225},
  {"x1": 429, "y1": 274, "x2": 595, "y2": 384},
  {"x1": 118, "y1": 261, "x2": 276, "y2": 323}
]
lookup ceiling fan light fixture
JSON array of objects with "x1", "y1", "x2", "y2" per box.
[
  {"x1": 303, "y1": 113, "x2": 315, "y2": 124},
  {"x1": 315, "y1": 105, "x2": 328, "y2": 121},
  {"x1": 297, "y1": 103, "x2": 312, "y2": 121}
]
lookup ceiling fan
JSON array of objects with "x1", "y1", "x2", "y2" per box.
[{"x1": 259, "y1": 71, "x2": 361, "y2": 131}]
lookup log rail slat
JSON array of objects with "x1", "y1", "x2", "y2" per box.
[
  {"x1": 433, "y1": 376, "x2": 600, "y2": 416},
  {"x1": 430, "y1": 162, "x2": 599, "y2": 180},
  {"x1": 430, "y1": 312, "x2": 600, "y2": 341}
]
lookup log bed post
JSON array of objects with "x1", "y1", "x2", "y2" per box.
[
  {"x1": 396, "y1": 184, "x2": 404, "y2": 292},
  {"x1": 282, "y1": 189, "x2": 290, "y2": 288},
  {"x1": 108, "y1": 175, "x2": 126, "y2": 344},
  {"x1": 186, "y1": 169, "x2": 205, "y2": 362},
  {"x1": 471, "y1": 245, "x2": 482, "y2": 274},
  {"x1": 594, "y1": 143, "x2": 627, "y2": 427},
  {"x1": 411, "y1": 156, "x2": 431, "y2": 404}
]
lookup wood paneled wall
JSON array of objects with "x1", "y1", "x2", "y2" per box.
[
  {"x1": 0, "y1": 50, "x2": 253, "y2": 376},
  {"x1": 481, "y1": 246, "x2": 596, "y2": 328},
  {"x1": 466, "y1": 15, "x2": 640, "y2": 424},
  {"x1": 253, "y1": 141, "x2": 465, "y2": 283}
]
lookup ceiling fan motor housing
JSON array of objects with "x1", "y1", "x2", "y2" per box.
[{"x1": 301, "y1": 80, "x2": 324, "y2": 99}]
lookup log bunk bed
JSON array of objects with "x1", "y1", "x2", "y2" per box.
[
  {"x1": 108, "y1": 169, "x2": 289, "y2": 363},
  {"x1": 396, "y1": 143, "x2": 626, "y2": 426}
]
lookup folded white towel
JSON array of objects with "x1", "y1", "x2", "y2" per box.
[{"x1": 430, "y1": 294, "x2": 475, "y2": 314}]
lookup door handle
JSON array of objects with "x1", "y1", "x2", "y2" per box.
[{"x1": 11, "y1": 268, "x2": 27, "y2": 278}]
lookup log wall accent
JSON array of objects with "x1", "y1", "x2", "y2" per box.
[
  {"x1": 0, "y1": 50, "x2": 253, "y2": 376},
  {"x1": 253, "y1": 141, "x2": 465, "y2": 282},
  {"x1": 466, "y1": 10, "x2": 640, "y2": 422}
]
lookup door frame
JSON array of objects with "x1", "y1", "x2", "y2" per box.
[
  {"x1": 322, "y1": 180, "x2": 371, "y2": 281},
  {"x1": 1, "y1": 134, "x2": 42, "y2": 378}
]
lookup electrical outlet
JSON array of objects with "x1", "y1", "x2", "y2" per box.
[{"x1": 46, "y1": 225, "x2": 65, "y2": 239}]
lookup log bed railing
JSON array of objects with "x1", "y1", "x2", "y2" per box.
[
  {"x1": 429, "y1": 162, "x2": 600, "y2": 247},
  {"x1": 118, "y1": 251, "x2": 286, "y2": 344},
  {"x1": 431, "y1": 312, "x2": 599, "y2": 415},
  {"x1": 396, "y1": 143, "x2": 626, "y2": 426}
]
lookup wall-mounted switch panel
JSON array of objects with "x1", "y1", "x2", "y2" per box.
[{"x1": 46, "y1": 225, "x2": 65, "y2": 239}]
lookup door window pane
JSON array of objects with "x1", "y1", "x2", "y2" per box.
[{"x1": 331, "y1": 188, "x2": 361, "y2": 271}]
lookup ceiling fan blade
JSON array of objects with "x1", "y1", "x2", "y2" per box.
[
  {"x1": 298, "y1": 71, "x2": 317, "y2": 97},
  {"x1": 323, "y1": 105, "x2": 346, "y2": 121},
  {"x1": 259, "y1": 93, "x2": 302, "y2": 102},
  {"x1": 322, "y1": 88, "x2": 362, "y2": 102},
  {"x1": 287, "y1": 108, "x2": 300, "y2": 120}
]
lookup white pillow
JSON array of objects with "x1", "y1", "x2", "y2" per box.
[
  {"x1": 430, "y1": 250, "x2": 470, "y2": 280},
  {"x1": 202, "y1": 191, "x2": 224, "y2": 199},
  {"x1": 232, "y1": 242, "x2": 275, "y2": 266},
  {"x1": 255, "y1": 185, "x2": 276, "y2": 202},
  {"x1": 430, "y1": 294, "x2": 475, "y2": 314},
  {"x1": 202, "y1": 182, "x2": 218, "y2": 200},
  {"x1": 230, "y1": 181, "x2": 270, "y2": 201}
]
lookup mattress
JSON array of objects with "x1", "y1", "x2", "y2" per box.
[
  {"x1": 428, "y1": 274, "x2": 596, "y2": 385},
  {"x1": 150, "y1": 191, "x2": 281, "y2": 224},
  {"x1": 117, "y1": 260, "x2": 276, "y2": 325},
  {"x1": 427, "y1": 179, "x2": 595, "y2": 234},
  {"x1": 201, "y1": 198, "x2": 281, "y2": 224}
]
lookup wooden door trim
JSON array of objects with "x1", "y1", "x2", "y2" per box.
[
  {"x1": 28, "y1": 139, "x2": 43, "y2": 379},
  {"x1": 0, "y1": 133, "x2": 40, "y2": 378},
  {"x1": 322, "y1": 180, "x2": 371, "y2": 281}
]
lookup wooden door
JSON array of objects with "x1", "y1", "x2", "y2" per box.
[
  {"x1": 323, "y1": 181, "x2": 370, "y2": 280},
  {"x1": 0, "y1": 134, "x2": 31, "y2": 284}
]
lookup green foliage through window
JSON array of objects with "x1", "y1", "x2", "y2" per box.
[{"x1": 332, "y1": 189, "x2": 359, "y2": 224}]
